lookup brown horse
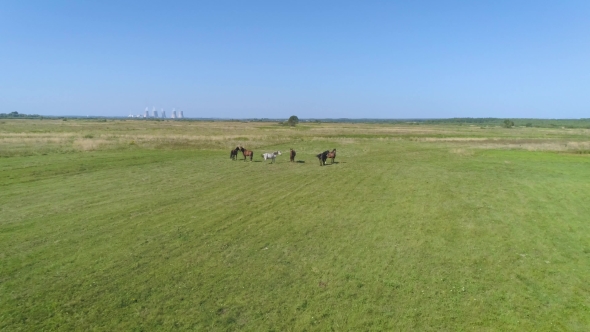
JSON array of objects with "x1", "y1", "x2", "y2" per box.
[
  {"x1": 289, "y1": 148, "x2": 296, "y2": 162},
  {"x1": 239, "y1": 146, "x2": 254, "y2": 161},
  {"x1": 326, "y1": 149, "x2": 336, "y2": 164},
  {"x1": 230, "y1": 147, "x2": 240, "y2": 160}
]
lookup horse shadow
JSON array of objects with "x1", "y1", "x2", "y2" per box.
[{"x1": 296, "y1": 160, "x2": 305, "y2": 163}]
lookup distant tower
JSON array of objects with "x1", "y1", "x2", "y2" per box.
[
  {"x1": 171, "y1": 108, "x2": 177, "y2": 119},
  {"x1": 153, "y1": 110, "x2": 158, "y2": 118},
  {"x1": 162, "y1": 110, "x2": 166, "y2": 118},
  {"x1": 144, "y1": 110, "x2": 149, "y2": 118},
  {"x1": 178, "y1": 110, "x2": 184, "y2": 119}
]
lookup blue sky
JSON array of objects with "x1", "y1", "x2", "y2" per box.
[{"x1": 1, "y1": 1, "x2": 589, "y2": 118}]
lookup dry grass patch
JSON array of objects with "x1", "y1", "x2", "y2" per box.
[
  {"x1": 73, "y1": 138, "x2": 112, "y2": 151},
  {"x1": 449, "y1": 148, "x2": 475, "y2": 156}
]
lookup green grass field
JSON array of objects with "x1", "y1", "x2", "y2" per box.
[{"x1": 2, "y1": 119, "x2": 590, "y2": 330}]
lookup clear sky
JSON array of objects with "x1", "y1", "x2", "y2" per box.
[{"x1": 1, "y1": 1, "x2": 589, "y2": 118}]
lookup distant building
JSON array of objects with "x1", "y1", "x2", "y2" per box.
[
  {"x1": 162, "y1": 111, "x2": 166, "y2": 118},
  {"x1": 153, "y1": 110, "x2": 158, "y2": 118},
  {"x1": 171, "y1": 109, "x2": 177, "y2": 119},
  {"x1": 178, "y1": 110, "x2": 184, "y2": 119},
  {"x1": 144, "y1": 110, "x2": 149, "y2": 118}
]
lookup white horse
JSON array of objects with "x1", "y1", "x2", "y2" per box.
[{"x1": 261, "y1": 151, "x2": 282, "y2": 163}]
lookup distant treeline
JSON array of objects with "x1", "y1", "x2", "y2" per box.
[
  {"x1": 3, "y1": 112, "x2": 590, "y2": 128},
  {"x1": 0, "y1": 112, "x2": 42, "y2": 118},
  {"x1": 293, "y1": 117, "x2": 590, "y2": 128},
  {"x1": 215, "y1": 117, "x2": 590, "y2": 128}
]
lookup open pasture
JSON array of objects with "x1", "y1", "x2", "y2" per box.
[{"x1": 1, "y1": 119, "x2": 590, "y2": 330}]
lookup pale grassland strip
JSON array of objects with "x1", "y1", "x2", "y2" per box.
[
  {"x1": 0, "y1": 133, "x2": 77, "y2": 138},
  {"x1": 73, "y1": 139, "x2": 111, "y2": 151},
  {"x1": 473, "y1": 141, "x2": 590, "y2": 152},
  {"x1": 443, "y1": 139, "x2": 590, "y2": 153},
  {"x1": 2, "y1": 120, "x2": 590, "y2": 156}
]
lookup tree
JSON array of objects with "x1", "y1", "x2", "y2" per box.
[
  {"x1": 287, "y1": 115, "x2": 299, "y2": 126},
  {"x1": 503, "y1": 119, "x2": 514, "y2": 128}
]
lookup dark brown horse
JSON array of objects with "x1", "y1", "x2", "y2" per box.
[
  {"x1": 316, "y1": 150, "x2": 329, "y2": 166},
  {"x1": 289, "y1": 148, "x2": 296, "y2": 162},
  {"x1": 239, "y1": 146, "x2": 254, "y2": 161},
  {"x1": 230, "y1": 147, "x2": 240, "y2": 160},
  {"x1": 326, "y1": 149, "x2": 336, "y2": 164}
]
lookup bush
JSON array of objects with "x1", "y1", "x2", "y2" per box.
[
  {"x1": 287, "y1": 115, "x2": 299, "y2": 127},
  {"x1": 503, "y1": 120, "x2": 514, "y2": 128},
  {"x1": 525, "y1": 123, "x2": 533, "y2": 127}
]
